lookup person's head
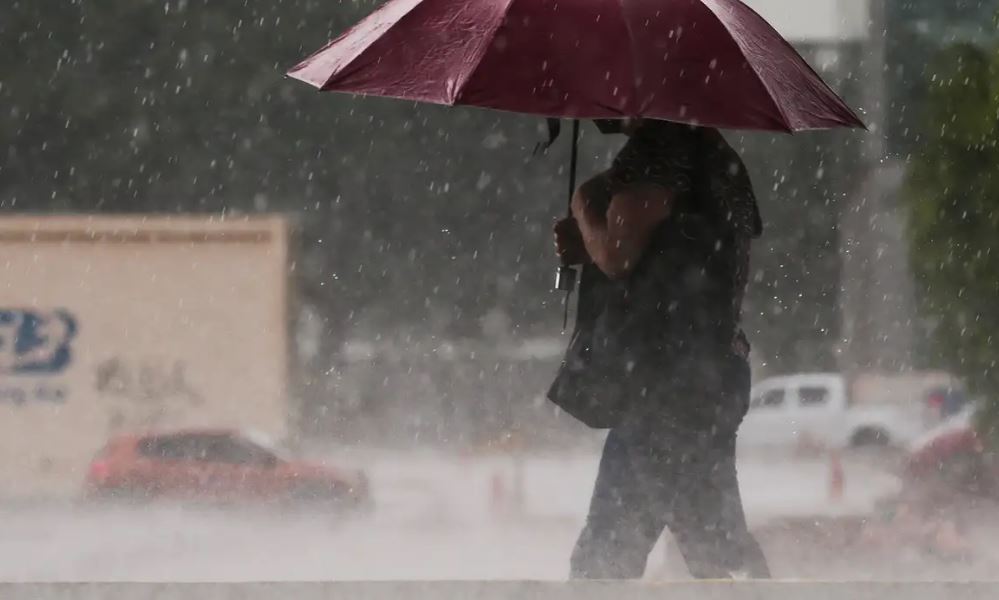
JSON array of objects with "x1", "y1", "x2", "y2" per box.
[
  {"x1": 594, "y1": 117, "x2": 645, "y2": 136},
  {"x1": 594, "y1": 118, "x2": 703, "y2": 139}
]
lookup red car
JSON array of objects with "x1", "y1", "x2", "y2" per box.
[
  {"x1": 905, "y1": 406, "x2": 995, "y2": 495},
  {"x1": 85, "y1": 429, "x2": 371, "y2": 508}
]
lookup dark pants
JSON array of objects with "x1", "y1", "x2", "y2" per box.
[{"x1": 569, "y1": 353, "x2": 770, "y2": 580}]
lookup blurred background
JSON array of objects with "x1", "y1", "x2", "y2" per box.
[{"x1": 2, "y1": 0, "x2": 999, "y2": 583}]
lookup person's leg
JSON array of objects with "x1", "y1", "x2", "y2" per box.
[
  {"x1": 570, "y1": 427, "x2": 662, "y2": 579},
  {"x1": 571, "y1": 352, "x2": 771, "y2": 580},
  {"x1": 650, "y1": 353, "x2": 770, "y2": 579},
  {"x1": 663, "y1": 430, "x2": 770, "y2": 579}
]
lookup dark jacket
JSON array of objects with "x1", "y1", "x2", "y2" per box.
[{"x1": 549, "y1": 123, "x2": 762, "y2": 427}]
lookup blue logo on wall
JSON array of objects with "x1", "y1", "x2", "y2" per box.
[{"x1": 0, "y1": 310, "x2": 78, "y2": 375}]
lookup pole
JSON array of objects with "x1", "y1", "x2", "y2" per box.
[
  {"x1": 555, "y1": 120, "x2": 581, "y2": 330},
  {"x1": 864, "y1": 0, "x2": 887, "y2": 164},
  {"x1": 567, "y1": 119, "x2": 580, "y2": 215},
  {"x1": 840, "y1": 0, "x2": 890, "y2": 374}
]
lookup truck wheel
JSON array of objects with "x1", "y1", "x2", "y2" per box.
[
  {"x1": 850, "y1": 427, "x2": 891, "y2": 447},
  {"x1": 940, "y1": 452, "x2": 988, "y2": 495}
]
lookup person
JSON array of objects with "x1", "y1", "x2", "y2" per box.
[
  {"x1": 926, "y1": 386, "x2": 968, "y2": 420},
  {"x1": 552, "y1": 118, "x2": 770, "y2": 579}
]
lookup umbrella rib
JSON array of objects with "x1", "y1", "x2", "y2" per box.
[
  {"x1": 289, "y1": 0, "x2": 429, "y2": 90},
  {"x1": 714, "y1": 0, "x2": 865, "y2": 130},
  {"x1": 452, "y1": 0, "x2": 518, "y2": 105},
  {"x1": 617, "y1": 0, "x2": 642, "y2": 116},
  {"x1": 696, "y1": 0, "x2": 793, "y2": 131}
]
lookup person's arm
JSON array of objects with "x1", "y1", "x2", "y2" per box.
[{"x1": 571, "y1": 183, "x2": 672, "y2": 279}]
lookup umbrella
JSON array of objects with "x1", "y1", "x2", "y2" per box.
[
  {"x1": 288, "y1": 0, "x2": 863, "y2": 131},
  {"x1": 287, "y1": 0, "x2": 865, "y2": 320}
]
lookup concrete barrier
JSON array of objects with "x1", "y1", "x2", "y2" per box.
[{"x1": 1, "y1": 582, "x2": 997, "y2": 600}]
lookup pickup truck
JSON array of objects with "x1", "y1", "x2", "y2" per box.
[{"x1": 738, "y1": 372, "x2": 962, "y2": 449}]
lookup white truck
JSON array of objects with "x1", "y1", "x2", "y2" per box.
[{"x1": 738, "y1": 371, "x2": 960, "y2": 449}]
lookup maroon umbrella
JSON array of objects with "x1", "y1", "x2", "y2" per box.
[
  {"x1": 288, "y1": 0, "x2": 864, "y2": 318},
  {"x1": 288, "y1": 0, "x2": 864, "y2": 132}
]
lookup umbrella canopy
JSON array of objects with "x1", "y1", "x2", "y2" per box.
[{"x1": 288, "y1": 0, "x2": 864, "y2": 132}]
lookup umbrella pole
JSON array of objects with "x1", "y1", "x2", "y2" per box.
[
  {"x1": 555, "y1": 119, "x2": 580, "y2": 330},
  {"x1": 567, "y1": 119, "x2": 580, "y2": 215}
]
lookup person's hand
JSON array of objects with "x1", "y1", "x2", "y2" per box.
[{"x1": 553, "y1": 217, "x2": 589, "y2": 265}]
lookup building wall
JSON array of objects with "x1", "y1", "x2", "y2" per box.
[
  {"x1": 745, "y1": 0, "x2": 870, "y2": 42},
  {"x1": 0, "y1": 215, "x2": 289, "y2": 496}
]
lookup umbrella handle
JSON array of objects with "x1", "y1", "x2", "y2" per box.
[
  {"x1": 554, "y1": 119, "x2": 580, "y2": 289},
  {"x1": 555, "y1": 119, "x2": 580, "y2": 330}
]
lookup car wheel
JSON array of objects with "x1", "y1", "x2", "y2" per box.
[
  {"x1": 290, "y1": 482, "x2": 339, "y2": 505},
  {"x1": 290, "y1": 481, "x2": 369, "y2": 514},
  {"x1": 87, "y1": 483, "x2": 151, "y2": 505},
  {"x1": 850, "y1": 427, "x2": 891, "y2": 448}
]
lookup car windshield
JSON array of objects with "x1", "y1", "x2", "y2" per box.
[{"x1": 240, "y1": 430, "x2": 290, "y2": 461}]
